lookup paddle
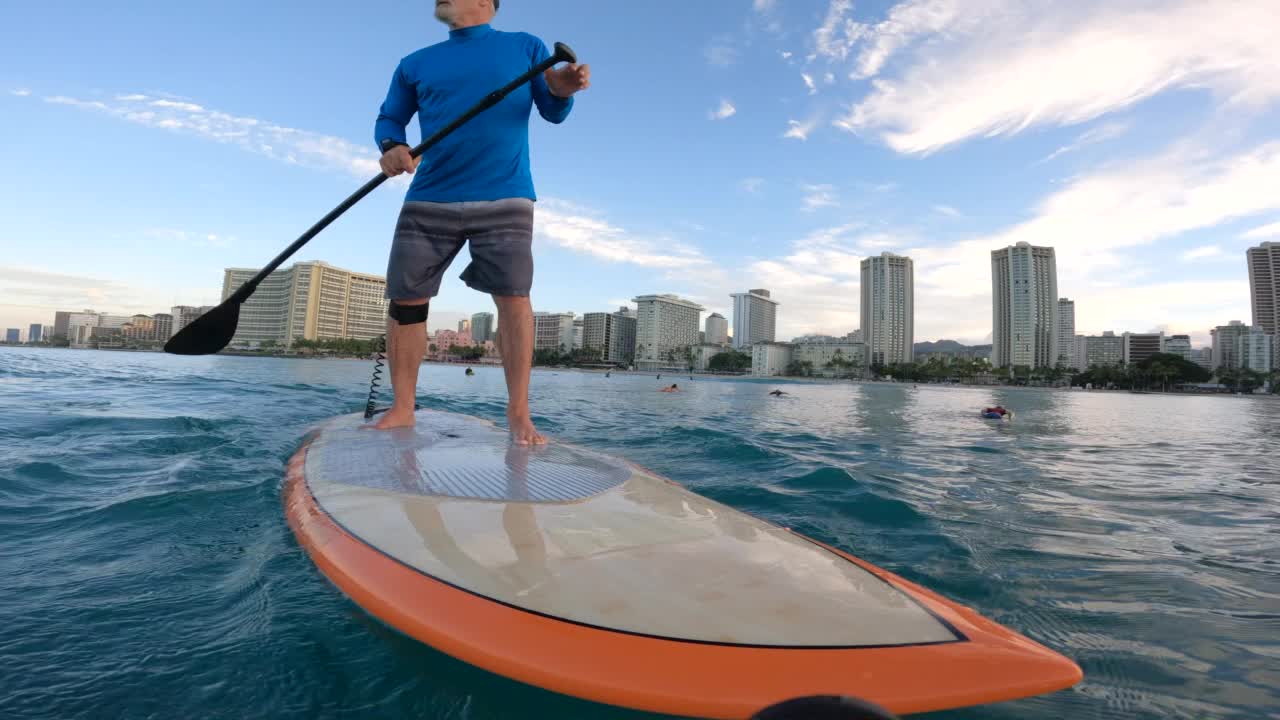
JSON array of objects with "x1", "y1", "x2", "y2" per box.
[{"x1": 165, "y1": 42, "x2": 579, "y2": 356}]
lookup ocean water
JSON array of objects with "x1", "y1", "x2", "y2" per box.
[{"x1": 1, "y1": 347, "x2": 1277, "y2": 720}]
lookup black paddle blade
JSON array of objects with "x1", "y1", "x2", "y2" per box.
[
  {"x1": 163, "y1": 300, "x2": 241, "y2": 355},
  {"x1": 552, "y1": 42, "x2": 577, "y2": 64}
]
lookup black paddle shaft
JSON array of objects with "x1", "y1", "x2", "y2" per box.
[{"x1": 166, "y1": 42, "x2": 576, "y2": 355}]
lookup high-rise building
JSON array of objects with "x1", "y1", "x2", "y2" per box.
[
  {"x1": 170, "y1": 305, "x2": 215, "y2": 339},
  {"x1": 54, "y1": 310, "x2": 98, "y2": 339},
  {"x1": 730, "y1": 289, "x2": 779, "y2": 350},
  {"x1": 1191, "y1": 347, "x2": 1214, "y2": 371},
  {"x1": 1248, "y1": 241, "x2": 1278, "y2": 336},
  {"x1": 457, "y1": 318, "x2": 471, "y2": 335},
  {"x1": 470, "y1": 312, "x2": 494, "y2": 343},
  {"x1": 582, "y1": 310, "x2": 637, "y2": 364},
  {"x1": 572, "y1": 317, "x2": 584, "y2": 350},
  {"x1": 4, "y1": 328, "x2": 19, "y2": 343},
  {"x1": 222, "y1": 261, "x2": 388, "y2": 347},
  {"x1": 633, "y1": 294, "x2": 704, "y2": 371},
  {"x1": 122, "y1": 315, "x2": 156, "y2": 341},
  {"x1": 1073, "y1": 335, "x2": 1088, "y2": 371},
  {"x1": 28, "y1": 324, "x2": 42, "y2": 343},
  {"x1": 97, "y1": 314, "x2": 132, "y2": 330},
  {"x1": 1123, "y1": 332, "x2": 1165, "y2": 364},
  {"x1": 1085, "y1": 331, "x2": 1124, "y2": 367},
  {"x1": 1164, "y1": 335, "x2": 1192, "y2": 360},
  {"x1": 1056, "y1": 299, "x2": 1075, "y2": 365},
  {"x1": 533, "y1": 312, "x2": 575, "y2": 352},
  {"x1": 1211, "y1": 321, "x2": 1250, "y2": 370},
  {"x1": 861, "y1": 252, "x2": 914, "y2": 366},
  {"x1": 988, "y1": 242, "x2": 1059, "y2": 366},
  {"x1": 1213, "y1": 321, "x2": 1275, "y2": 372},
  {"x1": 991, "y1": 242, "x2": 1058, "y2": 368},
  {"x1": 705, "y1": 313, "x2": 729, "y2": 345},
  {"x1": 152, "y1": 313, "x2": 173, "y2": 342}
]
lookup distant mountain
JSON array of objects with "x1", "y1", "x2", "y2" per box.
[{"x1": 914, "y1": 340, "x2": 992, "y2": 358}]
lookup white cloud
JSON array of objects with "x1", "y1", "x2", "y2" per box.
[
  {"x1": 1040, "y1": 122, "x2": 1130, "y2": 163},
  {"x1": 824, "y1": 72, "x2": 835, "y2": 84},
  {"x1": 800, "y1": 184, "x2": 838, "y2": 212},
  {"x1": 535, "y1": 199, "x2": 712, "y2": 270},
  {"x1": 10, "y1": 88, "x2": 32, "y2": 97},
  {"x1": 801, "y1": 73, "x2": 817, "y2": 95},
  {"x1": 933, "y1": 204, "x2": 962, "y2": 218},
  {"x1": 753, "y1": 0, "x2": 776, "y2": 11},
  {"x1": 812, "y1": 0, "x2": 865, "y2": 62},
  {"x1": 44, "y1": 92, "x2": 382, "y2": 179},
  {"x1": 739, "y1": 177, "x2": 765, "y2": 193},
  {"x1": 780, "y1": 51, "x2": 793, "y2": 60},
  {"x1": 783, "y1": 118, "x2": 816, "y2": 140},
  {"x1": 709, "y1": 99, "x2": 737, "y2": 120},
  {"x1": 1241, "y1": 220, "x2": 1280, "y2": 239},
  {"x1": 837, "y1": 0, "x2": 1280, "y2": 154},
  {"x1": 1179, "y1": 245, "x2": 1222, "y2": 261},
  {"x1": 850, "y1": 0, "x2": 964, "y2": 79}
]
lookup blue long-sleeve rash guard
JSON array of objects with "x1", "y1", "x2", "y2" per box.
[{"x1": 374, "y1": 24, "x2": 573, "y2": 203}]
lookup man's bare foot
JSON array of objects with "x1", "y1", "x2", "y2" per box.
[
  {"x1": 367, "y1": 406, "x2": 416, "y2": 430},
  {"x1": 507, "y1": 412, "x2": 546, "y2": 445}
]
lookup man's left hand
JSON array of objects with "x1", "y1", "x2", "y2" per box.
[{"x1": 545, "y1": 63, "x2": 590, "y2": 98}]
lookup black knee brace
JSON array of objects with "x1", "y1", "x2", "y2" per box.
[{"x1": 389, "y1": 302, "x2": 428, "y2": 325}]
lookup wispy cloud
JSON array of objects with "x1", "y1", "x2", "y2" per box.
[
  {"x1": 708, "y1": 99, "x2": 736, "y2": 120},
  {"x1": 800, "y1": 184, "x2": 838, "y2": 211},
  {"x1": 836, "y1": 0, "x2": 1280, "y2": 154},
  {"x1": 9, "y1": 88, "x2": 32, "y2": 97},
  {"x1": 933, "y1": 204, "x2": 962, "y2": 218},
  {"x1": 1242, "y1": 220, "x2": 1280, "y2": 239},
  {"x1": 784, "y1": 118, "x2": 817, "y2": 141},
  {"x1": 1040, "y1": 122, "x2": 1130, "y2": 163},
  {"x1": 44, "y1": 92, "x2": 383, "y2": 179},
  {"x1": 1180, "y1": 245, "x2": 1222, "y2": 261},
  {"x1": 535, "y1": 199, "x2": 711, "y2": 270},
  {"x1": 753, "y1": 0, "x2": 776, "y2": 11},
  {"x1": 801, "y1": 73, "x2": 817, "y2": 95},
  {"x1": 812, "y1": 0, "x2": 864, "y2": 62},
  {"x1": 739, "y1": 177, "x2": 765, "y2": 193}
]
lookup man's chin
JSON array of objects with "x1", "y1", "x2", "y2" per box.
[{"x1": 433, "y1": 9, "x2": 454, "y2": 23}]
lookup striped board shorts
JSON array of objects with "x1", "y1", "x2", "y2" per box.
[{"x1": 385, "y1": 197, "x2": 534, "y2": 300}]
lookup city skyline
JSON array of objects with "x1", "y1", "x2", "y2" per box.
[{"x1": 4, "y1": 1, "x2": 1276, "y2": 344}]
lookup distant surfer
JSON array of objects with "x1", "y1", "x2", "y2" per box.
[
  {"x1": 605, "y1": 371, "x2": 611, "y2": 378},
  {"x1": 982, "y1": 405, "x2": 1010, "y2": 417},
  {"x1": 465, "y1": 367, "x2": 475, "y2": 376},
  {"x1": 768, "y1": 389, "x2": 787, "y2": 396},
  {"x1": 660, "y1": 383, "x2": 680, "y2": 393},
  {"x1": 369, "y1": 0, "x2": 590, "y2": 444}
]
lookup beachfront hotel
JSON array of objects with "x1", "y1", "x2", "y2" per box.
[
  {"x1": 470, "y1": 312, "x2": 495, "y2": 343},
  {"x1": 533, "y1": 312, "x2": 575, "y2": 352},
  {"x1": 704, "y1": 312, "x2": 729, "y2": 346},
  {"x1": 632, "y1": 294, "x2": 704, "y2": 371},
  {"x1": 1056, "y1": 299, "x2": 1075, "y2": 366},
  {"x1": 730, "y1": 289, "x2": 779, "y2": 350},
  {"x1": 220, "y1": 261, "x2": 388, "y2": 347},
  {"x1": 860, "y1": 252, "x2": 914, "y2": 366},
  {"x1": 991, "y1": 242, "x2": 1058, "y2": 369}
]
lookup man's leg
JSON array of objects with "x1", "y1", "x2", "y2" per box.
[
  {"x1": 493, "y1": 294, "x2": 544, "y2": 445},
  {"x1": 372, "y1": 299, "x2": 428, "y2": 429}
]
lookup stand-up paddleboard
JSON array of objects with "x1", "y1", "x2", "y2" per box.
[{"x1": 284, "y1": 410, "x2": 1080, "y2": 718}]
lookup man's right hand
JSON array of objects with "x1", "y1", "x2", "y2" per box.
[{"x1": 380, "y1": 145, "x2": 419, "y2": 177}]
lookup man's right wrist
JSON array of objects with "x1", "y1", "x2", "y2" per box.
[{"x1": 380, "y1": 138, "x2": 408, "y2": 154}]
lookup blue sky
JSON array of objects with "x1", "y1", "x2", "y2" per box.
[{"x1": 3, "y1": 0, "x2": 1279, "y2": 345}]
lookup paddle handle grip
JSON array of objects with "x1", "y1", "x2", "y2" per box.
[{"x1": 232, "y1": 42, "x2": 577, "y2": 300}]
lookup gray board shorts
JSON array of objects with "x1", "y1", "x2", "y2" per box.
[{"x1": 385, "y1": 197, "x2": 534, "y2": 300}]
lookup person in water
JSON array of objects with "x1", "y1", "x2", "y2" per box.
[
  {"x1": 769, "y1": 389, "x2": 787, "y2": 396},
  {"x1": 465, "y1": 367, "x2": 474, "y2": 376},
  {"x1": 660, "y1": 384, "x2": 680, "y2": 393},
  {"x1": 370, "y1": 0, "x2": 590, "y2": 443},
  {"x1": 983, "y1": 405, "x2": 1009, "y2": 416}
]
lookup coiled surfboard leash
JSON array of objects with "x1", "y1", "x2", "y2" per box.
[{"x1": 363, "y1": 333, "x2": 388, "y2": 419}]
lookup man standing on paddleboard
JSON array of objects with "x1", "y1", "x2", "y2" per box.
[{"x1": 372, "y1": 0, "x2": 589, "y2": 442}]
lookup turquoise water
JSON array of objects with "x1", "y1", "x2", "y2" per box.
[{"x1": 1, "y1": 347, "x2": 1277, "y2": 719}]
